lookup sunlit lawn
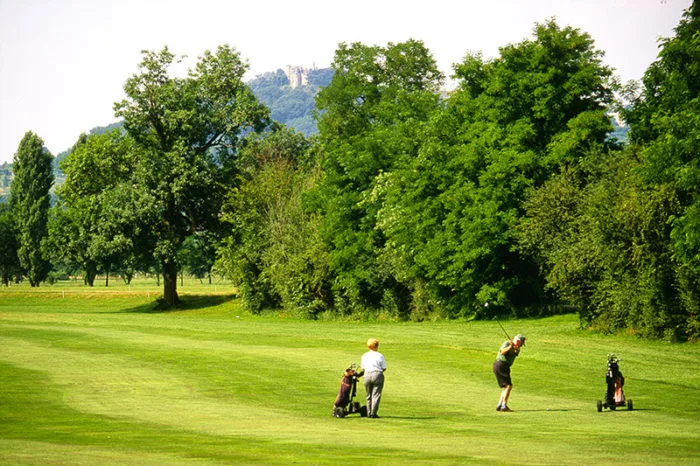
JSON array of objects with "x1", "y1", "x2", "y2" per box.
[{"x1": 0, "y1": 284, "x2": 698, "y2": 464}]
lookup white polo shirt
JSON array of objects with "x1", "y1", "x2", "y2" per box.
[{"x1": 361, "y1": 350, "x2": 386, "y2": 373}]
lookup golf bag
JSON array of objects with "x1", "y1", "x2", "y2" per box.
[
  {"x1": 332, "y1": 363, "x2": 368, "y2": 418},
  {"x1": 597, "y1": 354, "x2": 633, "y2": 411}
]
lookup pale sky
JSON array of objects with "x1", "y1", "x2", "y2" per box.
[{"x1": 0, "y1": 0, "x2": 692, "y2": 164}]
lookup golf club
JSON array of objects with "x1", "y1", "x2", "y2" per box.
[
  {"x1": 496, "y1": 318, "x2": 511, "y2": 341},
  {"x1": 486, "y1": 302, "x2": 511, "y2": 341}
]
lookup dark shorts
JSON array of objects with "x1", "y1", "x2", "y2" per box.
[{"x1": 493, "y1": 360, "x2": 512, "y2": 388}]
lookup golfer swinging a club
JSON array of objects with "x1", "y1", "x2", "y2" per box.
[{"x1": 493, "y1": 333, "x2": 526, "y2": 412}]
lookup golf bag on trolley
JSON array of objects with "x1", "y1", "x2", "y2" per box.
[
  {"x1": 332, "y1": 363, "x2": 368, "y2": 418},
  {"x1": 597, "y1": 354, "x2": 633, "y2": 411}
]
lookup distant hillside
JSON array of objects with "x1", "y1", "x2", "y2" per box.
[
  {"x1": 608, "y1": 113, "x2": 629, "y2": 143},
  {"x1": 0, "y1": 162, "x2": 11, "y2": 202},
  {"x1": 248, "y1": 66, "x2": 333, "y2": 136}
]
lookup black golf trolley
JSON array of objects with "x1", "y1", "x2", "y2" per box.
[
  {"x1": 597, "y1": 353, "x2": 633, "y2": 412},
  {"x1": 332, "y1": 363, "x2": 368, "y2": 418}
]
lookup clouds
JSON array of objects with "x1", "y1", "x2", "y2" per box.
[{"x1": 0, "y1": 0, "x2": 692, "y2": 163}]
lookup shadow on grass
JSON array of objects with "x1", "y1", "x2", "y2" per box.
[
  {"x1": 118, "y1": 294, "x2": 237, "y2": 314},
  {"x1": 517, "y1": 409, "x2": 580, "y2": 412},
  {"x1": 376, "y1": 416, "x2": 438, "y2": 420},
  {"x1": 335, "y1": 416, "x2": 439, "y2": 420},
  {"x1": 636, "y1": 378, "x2": 697, "y2": 391},
  {"x1": 597, "y1": 408, "x2": 651, "y2": 413}
]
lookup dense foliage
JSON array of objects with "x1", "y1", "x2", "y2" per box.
[
  {"x1": 378, "y1": 22, "x2": 616, "y2": 319},
  {"x1": 52, "y1": 121, "x2": 125, "y2": 179},
  {"x1": 517, "y1": 6, "x2": 699, "y2": 339},
  {"x1": 0, "y1": 203, "x2": 20, "y2": 285},
  {"x1": 49, "y1": 130, "x2": 149, "y2": 286},
  {"x1": 1, "y1": 7, "x2": 697, "y2": 339},
  {"x1": 217, "y1": 127, "x2": 331, "y2": 316},
  {"x1": 312, "y1": 39, "x2": 445, "y2": 318}
]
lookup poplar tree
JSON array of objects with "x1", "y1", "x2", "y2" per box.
[{"x1": 10, "y1": 131, "x2": 54, "y2": 286}]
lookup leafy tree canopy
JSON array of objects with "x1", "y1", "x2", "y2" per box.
[
  {"x1": 378, "y1": 20, "x2": 616, "y2": 317},
  {"x1": 314, "y1": 39, "x2": 444, "y2": 315},
  {"x1": 114, "y1": 45, "x2": 270, "y2": 306}
]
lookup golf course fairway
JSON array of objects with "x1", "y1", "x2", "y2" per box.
[{"x1": 1, "y1": 290, "x2": 698, "y2": 465}]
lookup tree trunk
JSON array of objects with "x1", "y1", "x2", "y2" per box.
[
  {"x1": 85, "y1": 263, "x2": 97, "y2": 287},
  {"x1": 162, "y1": 260, "x2": 179, "y2": 307}
]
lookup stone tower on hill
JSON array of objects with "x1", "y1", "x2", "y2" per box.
[{"x1": 284, "y1": 65, "x2": 316, "y2": 88}]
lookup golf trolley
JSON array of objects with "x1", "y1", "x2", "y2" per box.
[
  {"x1": 597, "y1": 354, "x2": 633, "y2": 412},
  {"x1": 332, "y1": 363, "x2": 367, "y2": 418}
]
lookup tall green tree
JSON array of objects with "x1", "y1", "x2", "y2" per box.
[
  {"x1": 0, "y1": 203, "x2": 20, "y2": 286},
  {"x1": 517, "y1": 5, "x2": 699, "y2": 340},
  {"x1": 314, "y1": 39, "x2": 444, "y2": 316},
  {"x1": 377, "y1": 20, "x2": 616, "y2": 318},
  {"x1": 623, "y1": 2, "x2": 699, "y2": 338},
  {"x1": 114, "y1": 45, "x2": 270, "y2": 306},
  {"x1": 92, "y1": 182, "x2": 156, "y2": 286},
  {"x1": 623, "y1": 2, "x2": 700, "y2": 274},
  {"x1": 51, "y1": 130, "x2": 144, "y2": 286},
  {"x1": 218, "y1": 127, "x2": 329, "y2": 315},
  {"x1": 10, "y1": 131, "x2": 54, "y2": 286}
]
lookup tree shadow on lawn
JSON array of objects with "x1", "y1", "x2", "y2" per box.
[
  {"x1": 116, "y1": 294, "x2": 237, "y2": 313},
  {"x1": 596, "y1": 408, "x2": 653, "y2": 412},
  {"x1": 518, "y1": 408, "x2": 653, "y2": 413}
]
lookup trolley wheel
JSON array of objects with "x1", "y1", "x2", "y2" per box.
[
  {"x1": 360, "y1": 405, "x2": 368, "y2": 417},
  {"x1": 597, "y1": 400, "x2": 602, "y2": 412},
  {"x1": 627, "y1": 399, "x2": 633, "y2": 411}
]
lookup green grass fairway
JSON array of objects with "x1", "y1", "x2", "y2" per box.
[{"x1": 1, "y1": 290, "x2": 698, "y2": 465}]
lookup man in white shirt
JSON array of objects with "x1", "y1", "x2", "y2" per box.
[{"x1": 361, "y1": 338, "x2": 387, "y2": 418}]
